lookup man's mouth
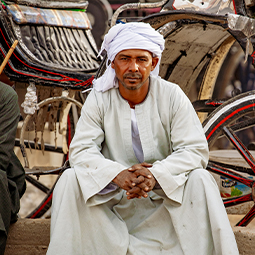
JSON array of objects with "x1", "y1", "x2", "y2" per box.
[
  {"x1": 127, "y1": 77, "x2": 138, "y2": 81},
  {"x1": 124, "y1": 74, "x2": 142, "y2": 82},
  {"x1": 124, "y1": 74, "x2": 142, "y2": 79}
]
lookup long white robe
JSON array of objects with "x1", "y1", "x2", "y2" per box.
[{"x1": 46, "y1": 76, "x2": 239, "y2": 255}]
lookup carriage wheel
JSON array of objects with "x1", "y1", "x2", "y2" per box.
[
  {"x1": 18, "y1": 95, "x2": 83, "y2": 218},
  {"x1": 203, "y1": 90, "x2": 255, "y2": 226}
]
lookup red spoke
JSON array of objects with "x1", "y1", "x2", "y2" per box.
[
  {"x1": 223, "y1": 193, "x2": 253, "y2": 207},
  {"x1": 223, "y1": 126, "x2": 255, "y2": 173},
  {"x1": 236, "y1": 204, "x2": 255, "y2": 226}
]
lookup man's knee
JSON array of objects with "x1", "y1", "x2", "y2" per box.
[
  {"x1": 60, "y1": 168, "x2": 76, "y2": 179},
  {"x1": 188, "y1": 169, "x2": 216, "y2": 188},
  {"x1": 54, "y1": 168, "x2": 77, "y2": 193}
]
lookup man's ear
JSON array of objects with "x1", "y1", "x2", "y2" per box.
[
  {"x1": 151, "y1": 57, "x2": 159, "y2": 71},
  {"x1": 111, "y1": 60, "x2": 115, "y2": 69}
]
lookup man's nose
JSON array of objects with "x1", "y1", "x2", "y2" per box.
[{"x1": 128, "y1": 60, "x2": 139, "y2": 72}]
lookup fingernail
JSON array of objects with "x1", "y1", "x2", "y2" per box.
[{"x1": 148, "y1": 175, "x2": 152, "y2": 178}]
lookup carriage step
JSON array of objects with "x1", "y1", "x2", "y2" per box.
[
  {"x1": 209, "y1": 150, "x2": 255, "y2": 169},
  {"x1": 25, "y1": 160, "x2": 70, "y2": 176},
  {"x1": 3, "y1": 217, "x2": 255, "y2": 255},
  {"x1": 25, "y1": 166, "x2": 64, "y2": 175}
]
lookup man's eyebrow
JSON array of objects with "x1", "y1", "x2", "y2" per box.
[
  {"x1": 117, "y1": 54, "x2": 149, "y2": 58},
  {"x1": 118, "y1": 54, "x2": 131, "y2": 58}
]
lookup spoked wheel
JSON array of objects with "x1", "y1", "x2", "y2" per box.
[
  {"x1": 18, "y1": 95, "x2": 83, "y2": 218},
  {"x1": 203, "y1": 90, "x2": 255, "y2": 226}
]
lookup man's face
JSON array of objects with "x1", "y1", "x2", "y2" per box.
[{"x1": 111, "y1": 49, "x2": 159, "y2": 91}]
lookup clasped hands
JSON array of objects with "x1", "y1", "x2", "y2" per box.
[{"x1": 112, "y1": 162, "x2": 156, "y2": 199}]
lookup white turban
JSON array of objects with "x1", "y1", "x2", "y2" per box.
[{"x1": 93, "y1": 22, "x2": 165, "y2": 92}]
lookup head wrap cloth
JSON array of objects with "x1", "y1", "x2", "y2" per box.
[{"x1": 93, "y1": 22, "x2": 165, "y2": 92}]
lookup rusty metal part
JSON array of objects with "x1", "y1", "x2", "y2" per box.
[
  {"x1": 142, "y1": 11, "x2": 228, "y2": 30},
  {"x1": 5, "y1": 0, "x2": 88, "y2": 9},
  {"x1": 110, "y1": 0, "x2": 168, "y2": 27}
]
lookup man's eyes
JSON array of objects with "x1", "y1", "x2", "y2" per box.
[{"x1": 119, "y1": 57, "x2": 148, "y2": 62}]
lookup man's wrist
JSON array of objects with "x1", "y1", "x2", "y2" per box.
[{"x1": 153, "y1": 181, "x2": 161, "y2": 190}]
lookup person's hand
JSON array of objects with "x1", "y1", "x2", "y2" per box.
[
  {"x1": 112, "y1": 169, "x2": 137, "y2": 192},
  {"x1": 126, "y1": 162, "x2": 156, "y2": 199},
  {"x1": 112, "y1": 162, "x2": 155, "y2": 199},
  {"x1": 112, "y1": 170, "x2": 147, "y2": 198}
]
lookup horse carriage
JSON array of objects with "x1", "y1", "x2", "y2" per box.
[{"x1": 0, "y1": 0, "x2": 255, "y2": 226}]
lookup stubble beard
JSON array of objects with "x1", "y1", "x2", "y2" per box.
[{"x1": 119, "y1": 74, "x2": 149, "y2": 91}]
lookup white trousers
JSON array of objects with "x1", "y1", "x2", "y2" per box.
[{"x1": 46, "y1": 169, "x2": 239, "y2": 255}]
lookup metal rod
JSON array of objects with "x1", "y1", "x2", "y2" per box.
[
  {"x1": 223, "y1": 126, "x2": 255, "y2": 173},
  {"x1": 110, "y1": 0, "x2": 168, "y2": 27}
]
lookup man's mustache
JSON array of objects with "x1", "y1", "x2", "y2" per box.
[{"x1": 123, "y1": 73, "x2": 142, "y2": 79}]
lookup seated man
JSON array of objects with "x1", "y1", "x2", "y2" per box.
[
  {"x1": 47, "y1": 22, "x2": 239, "y2": 255},
  {"x1": 0, "y1": 80, "x2": 26, "y2": 255}
]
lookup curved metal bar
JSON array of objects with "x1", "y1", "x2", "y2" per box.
[
  {"x1": 197, "y1": 36, "x2": 235, "y2": 123},
  {"x1": 141, "y1": 11, "x2": 228, "y2": 29},
  {"x1": 20, "y1": 96, "x2": 83, "y2": 168},
  {"x1": 110, "y1": 0, "x2": 168, "y2": 27}
]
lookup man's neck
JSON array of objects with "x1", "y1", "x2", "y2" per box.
[{"x1": 119, "y1": 81, "x2": 150, "y2": 108}]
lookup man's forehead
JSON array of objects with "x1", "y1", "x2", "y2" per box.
[{"x1": 116, "y1": 49, "x2": 152, "y2": 57}]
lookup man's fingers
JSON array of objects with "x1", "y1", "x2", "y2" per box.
[
  {"x1": 126, "y1": 187, "x2": 148, "y2": 198},
  {"x1": 132, "y1": 176, "x2": 145, "y2": 186},
  {"x1": 128, "y1": 165, "x2": 143, "y2": 171},
  {"x1": 127, "y1": 186, "x2": 141, "y2": 194},
  {"x1": 128, "y1": 162, "x2": 153, "y2": 172},
  {"x1": 127, "y1": 193, "x2": 141, "y2": 199},
  {"x1": 132, "y1": 169, "x2": 152, "y2": 179},
  {"x1": 137, "y1": 182, "x2": 149, "y2": 191},
  {"x1": 141, "y1": 162, "x2": 153, "y2": 168}
]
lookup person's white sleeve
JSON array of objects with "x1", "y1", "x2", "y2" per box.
[
  {"x1": 150, "y1": 86, "x2": 209, "y2": 203},
  {"x1": 69, "y1": 90, "x2": 126, "y2": 203}
]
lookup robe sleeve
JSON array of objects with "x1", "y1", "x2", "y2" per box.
[
  {"x1": 0, "y1": 83, "x2": 26, "y2": 231},
  {"x1": 149, "y1": 85, "x2": 209, "y2": 204},
  {"x1": 69, "y1": 89, "x2": 126, "y2": 203},
  {"x1": 0, "y1": 84, "x2": 19, "y2": 171}
]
